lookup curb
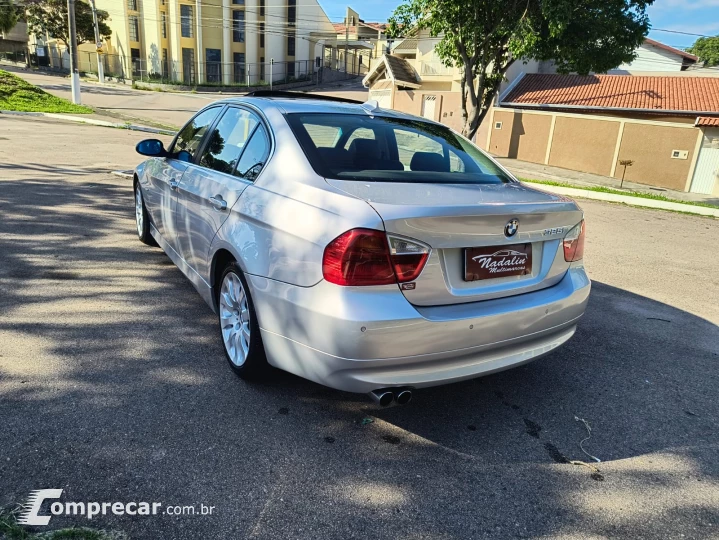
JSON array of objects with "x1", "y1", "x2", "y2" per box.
[
  {"x1": 0, "y1": 110, "x2": 176, "y2": 136},
  {"x1": 526, "y1": 182, "x2": 719, "y2": 218}
]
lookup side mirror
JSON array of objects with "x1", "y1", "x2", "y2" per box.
[
  {"x1": 136, "y1": 139, "x2": 167, "y2": 157},
  {"x1": 176, "y1": 150, "x2": 193, "y2": 163}
]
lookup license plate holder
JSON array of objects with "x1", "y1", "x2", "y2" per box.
[{"x1": 464, "y1": 243, "x2": 532, "y2": 281}]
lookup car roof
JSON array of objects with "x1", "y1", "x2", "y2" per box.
[{"x1": 215, "y1": 95, "x2": 434, "y2": 122}]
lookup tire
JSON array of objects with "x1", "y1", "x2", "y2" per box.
[
  {"x1": 217, "y1": 262, "x2": 269, "y2": 379},
  {"x1": 134, "y1": 182, "x2": 156, "y2": 246}
]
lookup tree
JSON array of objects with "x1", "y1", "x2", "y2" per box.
[
  {"x1": 0, "y1": 0, "x2": 19, "y2": 35},
  {"x1": 388, "y1": 0, "x2": 653, "y2": 139},
  {"x1": 688, "y1": 35, "x2": 719, "y2": 67},
  {"x1": 26, "y1": 0, "x2": 111, "y2": 47}
]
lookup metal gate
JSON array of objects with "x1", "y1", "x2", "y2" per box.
[
  {"x1": 421, "y1": 95, "x2": 437, "y2": 120},
  {"x1": 690, "y1": 128, "x2": 719, "y2": 195}
]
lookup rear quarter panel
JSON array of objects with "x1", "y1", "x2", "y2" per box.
[{"x1": 211, "y1": 106, "x2": 384, "y2": 288}]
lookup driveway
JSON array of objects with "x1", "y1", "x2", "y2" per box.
[{"x1": 1, "y1": 117, "x2": 718, "y2": 539}]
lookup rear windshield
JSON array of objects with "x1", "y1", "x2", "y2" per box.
[{"x1": 285, "y1": 113, "x2": 513, "y2": 184}]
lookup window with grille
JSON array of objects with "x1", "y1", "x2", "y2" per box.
[
  {"x1": 287, "y1": 62, "x2": 295, "y2": 78},
  {"x1": 259, "y1": 23, "x2": 264, "y2": 48},
  {"x1": 288, "y1": 0, "x2": 296, "y2": 24},
  {"x1": 129, "y1": 16, "x2": 139, "y2": 42},
  {"x1": 232, "y1": 0, "x2": 245, "y2": 4},
  {"x1": 234, "y1": 52, "x2": 245, "y2": 82},
  {"x1": 127, "y1": 0, "x2": 138, "y2": 11},
  {"x1": 162, "y1": 48, "x2": 168, "y2": 76},
  {"x1": 233, "y1": 11, "x2": 245, "y2": 43},
  {"x1": 260, "y1": 0, "x2": 265, "y2": 16},
  {"x1": 180, "y1": 5, "x2": 193, "y2": 38},
  {"x1": 287, "y1": 32, "x2": 295, "y2": 56},
  {"x1": 161, "y1": 12, "x2": 167, "y2": 39}
]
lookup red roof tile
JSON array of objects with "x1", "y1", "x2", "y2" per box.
[
  {"x1": 696, "y1": 116, "x2": 719, "y2": 127},
  {"x1": 502, "y1": 74, "x2": 719, "y2": 114}
]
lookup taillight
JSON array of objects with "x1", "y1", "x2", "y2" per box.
[
  {"x1": 387, "y1": 234, "x2": 430, "y2": 282},
  {"x1": 563, "y1": 220, "x2": 585, "y2": 262},
  {"x1": 322, "y1": 229, "x2": 429, "y2": 286}
]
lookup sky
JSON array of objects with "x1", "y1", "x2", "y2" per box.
[{"x1": 318, "y1": 0, "x2": 719, "y2": 50}]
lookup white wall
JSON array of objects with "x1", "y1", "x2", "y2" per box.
[{"x1": 610, "y1": 42, "x2": 685, "y2": 73}]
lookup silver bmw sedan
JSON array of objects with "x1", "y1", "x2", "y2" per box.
[{"x1": 133, "y1": 92, "x2": 590, "y2": 405}]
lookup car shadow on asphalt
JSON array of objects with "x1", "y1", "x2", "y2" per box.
[{"x1": 1, "y1": 172, "x2": 717, "y2": 538}]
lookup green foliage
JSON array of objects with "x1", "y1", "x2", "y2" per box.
[
  {"x1": 0, "y1": 69, "x2": 93, "y2": 113},
  {"x1": 25, "y1": 0, "x2": 111, "y2": 46},
  {"x1": 0, "y1": 0, "x2": 19, "y2": 34},
  {"x1": 388, "y1": 0, "x2": 653, "y2": 138},
  {"x1": 688, "y1": 35, "x2": 719, "y2": 67}
]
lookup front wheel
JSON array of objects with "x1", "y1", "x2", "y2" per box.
[
  {"x1": 134, "y1": 183, "x2": 156, "y2": 246},
  {"x1": 218, "y1": 262, "x2": 268, "y2": 379}
]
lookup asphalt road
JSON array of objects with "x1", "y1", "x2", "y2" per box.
[
  {"x1": 1, "y1": 117, "x2": 718, "y2": 539},
  {"x1": 2, "y1": 66, "x2": 369, "y2": 129}
]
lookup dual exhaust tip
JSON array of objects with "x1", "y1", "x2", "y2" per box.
[{"x1": 369, "y1": 388, "x2": 413, "y2": 407}]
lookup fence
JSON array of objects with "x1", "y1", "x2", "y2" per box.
[{"x1": 13, "y1": 43, "x2": 365, "y2": 87}]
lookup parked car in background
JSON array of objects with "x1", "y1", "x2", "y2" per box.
[{"x1": 133, "y1": 92, "x2": 590, "y2": 406}]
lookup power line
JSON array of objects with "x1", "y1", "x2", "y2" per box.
[{"x1": 651, "y1": 28, "x2": 714, "y2": 38}]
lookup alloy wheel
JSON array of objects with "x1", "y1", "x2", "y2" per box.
[
  {"x1": 135, "y1": 186, "x2": 144, "y2": 237},
  {"x1": 219, "y1": 272, "x2": 251, "y2": 366}
]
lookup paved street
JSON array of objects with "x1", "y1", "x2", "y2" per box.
[
  {"x1": 1, "y1": 116, "x2": 718, "y2": 539},
  {"x1": 1, "y1": 66, "x2": 369, "y2": 129}
]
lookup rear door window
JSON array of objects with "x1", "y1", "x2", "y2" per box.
[{"x1": 236, "y1": 124, "x2": 270, "y2": 181}]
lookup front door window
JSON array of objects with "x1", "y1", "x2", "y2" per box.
[{"x1": 172, "y1": 107, "x2": 222, "y2": 162}]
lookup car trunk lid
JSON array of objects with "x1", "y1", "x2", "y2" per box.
[{"x1": 326, "y1": 180, "x2": 583, "y2": 306}]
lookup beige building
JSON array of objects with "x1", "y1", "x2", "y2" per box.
[{"x1": 59, "y1": 0, "x2": 338, "y2": 84}]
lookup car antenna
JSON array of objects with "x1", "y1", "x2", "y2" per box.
[{"x1": 361, "y1": 100, "x2": 380, "y2": 113}]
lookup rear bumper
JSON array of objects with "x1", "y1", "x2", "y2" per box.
[{"x1": 248, "y1": 266, "x2": 590, "y2": 393}]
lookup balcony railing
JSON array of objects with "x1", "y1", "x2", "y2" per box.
[{"x1": 420, "y1": 61, "x2": 455, "y2": 76}]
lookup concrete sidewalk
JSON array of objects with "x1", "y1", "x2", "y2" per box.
[
  {"x1": 2, "y1": 65, "x2": 214, "y2": 129},
  {"x1": 497, "y1": 157, "x2": 719, "y2": 207},
  {"x1": 3, "y1": 65, "x2": 368, "y2": 130}
]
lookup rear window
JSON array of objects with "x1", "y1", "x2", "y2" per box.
[{"x1": 285, "y1": 113, "x2": 512, "y2": 184}]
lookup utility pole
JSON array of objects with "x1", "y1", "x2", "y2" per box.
[
  {"x1": 344, "y1": 14, "x2": 349, "y2": 74},
  {"x1": 89, "y1": 0, "x2": 104, "y2": 83},
  {"x1": 67, "y1": 0, "x2": 81, "y2": 103}
]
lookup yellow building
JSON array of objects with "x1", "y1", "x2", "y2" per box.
[{"x1": 86, "y1": 0, "x2": 337, "y2": 84}]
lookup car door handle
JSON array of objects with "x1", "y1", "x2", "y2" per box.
[
  {"x1": 209, "y1": 196, "x2": 227, "y2": 211},
  {"x1": 169, "y1": 180, "x2": 179, "y2": 190}
]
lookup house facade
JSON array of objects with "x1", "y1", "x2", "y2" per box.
[
  {"x1": 363, "y1": 35, "x2": 719, "y2": 194},
  {"x1": 488, "y1": 74, "x2": 719, "y2": 195},
  {"x1": 0, "y1": 20, "x2": 28, "y2": 54}
]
